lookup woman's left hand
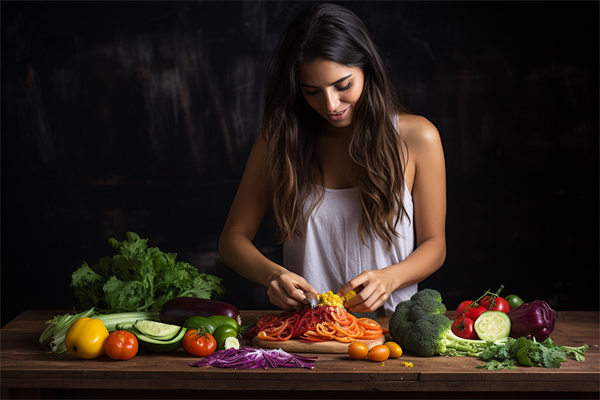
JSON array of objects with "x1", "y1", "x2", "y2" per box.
[{"x1": 337, "y1": 269, "x2": 396, "y2": 313}]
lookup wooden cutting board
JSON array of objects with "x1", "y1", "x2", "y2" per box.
[{"x1": 252, "y1": 335, "x2": 385, "y2": 354}]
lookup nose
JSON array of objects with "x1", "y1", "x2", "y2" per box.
[{"x1": 323, "y1": 90, "x2": 340, "y2": 113}]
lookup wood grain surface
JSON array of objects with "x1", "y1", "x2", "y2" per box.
[
  {"x1": 252, "y1": 335, "x2": 385, "y2": 353},
  {"x1": 1, "y1": 310, "x2": 599, "y2": 399}
]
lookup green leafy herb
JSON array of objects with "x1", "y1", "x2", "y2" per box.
[
  {"x1": 71, "y1": 232, "x2": 225, "y2": 313},
  {"x1": 476, "y1": 336, "x2": 588, "y2": 370}
]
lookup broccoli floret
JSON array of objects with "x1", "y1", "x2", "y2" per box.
[
  {"x1": 408, "y1": 300, "x2": 447, "y2": 321},
  {"x1": 402, "y1": 313, "x2": 487, "y2": 357},
  {"x1": 389, "y1": 289, "x2": 446, "y2": 345},
  {"x1": 389, "y1": 300, "x2": 413, "y2": 345},
  {"x1": 411, "y1": 288, "x2": 443, "y2": 304},
  {"x1": 390, "y1": 288, "x2": 491, "y2": 357}
]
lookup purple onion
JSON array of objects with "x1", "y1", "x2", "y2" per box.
[
  {"x1": 508, "y1": 300, "x2": 556, "y2": 341},
  {"x1": 188, "y1": 347, "x2": 318, "y2": 370}
]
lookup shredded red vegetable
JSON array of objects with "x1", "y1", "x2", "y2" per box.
[
  {"x1": 248, "y1": 305, "x2": 384, "y2": 342},
  {"x1": 188, "y1": 347, "x2": 318, "y2": 369}
]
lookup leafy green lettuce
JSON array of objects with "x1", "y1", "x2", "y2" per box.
[{"x1": 71, "y1": 232, "x2": 225, "y2": 313}]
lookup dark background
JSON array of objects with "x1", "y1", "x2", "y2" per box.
[{"x1": 2, "y1": 1, "x2": 598, "y2": 328}]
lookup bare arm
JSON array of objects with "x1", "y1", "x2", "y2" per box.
[
  {"x1": 218, "y1": 134, "x2": 317, "y2": 310},
  {"x1": 341, "y1": 116, "x2": 447, "y2": 312}
]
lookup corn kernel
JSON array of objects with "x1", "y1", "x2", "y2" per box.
[
  {"x1": 344, "y1": 290, "x2": 357, "y2": 302},
  {"x1": 317, "y1": 290, "x2": 357, "y2": 308}
]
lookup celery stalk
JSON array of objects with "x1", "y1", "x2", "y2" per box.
[
  {"x1": 40, "y1": 308, "x2": 160, "y2": 355},
  {"x1": 93, "y1": 311, "x2": 160, "y2": 331}
]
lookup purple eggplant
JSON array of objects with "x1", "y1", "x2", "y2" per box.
[
  {"x1": 507, "y1": 300, "x2": 556, "y2": 341},
  {"x1": 160, "y1": 297, "x2": 242, "y2": 326}
]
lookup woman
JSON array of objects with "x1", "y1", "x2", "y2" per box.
[{"x1": 219, "y1": 3, "x2": 446, "y2": 317}]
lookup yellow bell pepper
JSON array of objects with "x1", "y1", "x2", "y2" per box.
[{"x1": 65, "y1": 317, "x2": 109, "y2": 359}]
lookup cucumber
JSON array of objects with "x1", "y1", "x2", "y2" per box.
[
  {"x1": 134, "y1": 320, "x2": 181, "y2": 340},
  {"x1": 474, "y1": 311, "x2": 511, "y2": 342},
  {"x1": 137, "y1": 327, "x2": 187, "y2": 353},
  {"x1": 117, "y1": 324, "x2": 188, "y2": 353}
]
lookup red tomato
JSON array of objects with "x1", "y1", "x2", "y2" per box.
[
  {"x1": 104, "y1": 330, "x2": 138, "y2": 361},
  {"x1": 480, "y1": 296, "x2": 510, "y2": 313},
  {"x1": 456, "y1": 300, "x2": 473, "y2": 318},
  {"x1": 457, "y1": 300, "x2": 487, "y2": 322},
  {"x1": 451, "y1": 316, "x2": 479, "y2": 340},
  {"x1": 183, "y1": 329, "x2": 217, "y2": 357},
  {"x1": 465, "y1": 305, "x2": 487, "y2": 321}
]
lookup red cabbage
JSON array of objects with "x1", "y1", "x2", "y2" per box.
[
  {"x1": 188, "y1": 347, "x2": 318, "y2": 369},
  {"x1": 508, "y1": 300, "x2": 556, "y2": 341}
]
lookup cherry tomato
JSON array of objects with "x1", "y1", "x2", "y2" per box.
[
  {"x1": 182, "y1": 329, "x2": 217, "y2": 357},
  {"x1": 451, "y1": 316, "x2": 479, "y2": 340},
  {"x1": 457, "y1": 299, "x2": 488, "y2": 322},
  {"x1": 348, "y1": 342, "x2": 369, "y2": 360},
  {"x1": 384, "y1": 341, "x2": 402, "y2": 358},
  {"x1": 456, "y1": 300, "x2": 473, "y2": 318},
  {"x1": 465, "y1": 305, "x2": 487, "y2": 321},
  {"x1": 480, "y1": 296, "x2": 510, "y2": 313},
  {"x1": 103, "y1": 330, "x2": 138, "y2": 361},
  {"x1": 505, "y1": 294, "x2": 525, "y2": 309},
  {"x1": 368, "y1": 344, "x2": 390, "y2": 362}
]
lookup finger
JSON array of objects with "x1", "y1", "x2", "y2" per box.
[
  {"x1": 350, "y1": 290, "x2": 387, "y2": 313},
  {"x1": 345, "y1": 280, "x2": 374, "y2": 308},
  {"x1": 283, "y1": 281, "x2": 309, "y2": 305},
  {"x1": 347, "y1": 278, "x2": 385, "y2": 311},
  {"x1": 293, "y1": 282, "x2": 319, "y2": 298},
  {"x1": 269, "y1": 291, "x2": 304, "y2": 311},
  {"x1": 337, "y1": 280, "x2": 364, "y2": 297},
  {"x1": 268, "y1": 279, "x2": 305, "y2": 310},
  {"x1": 347, "y1": 287, "x2": 374, "y2": 309}
]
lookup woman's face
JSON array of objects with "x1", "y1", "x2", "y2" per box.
[{"x1": 297, "y1": 59, "x2": 364, "y2": 130}]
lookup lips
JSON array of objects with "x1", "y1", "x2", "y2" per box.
[{"x1": 327, "y1": 107, "x2": 349, "y2": 121}]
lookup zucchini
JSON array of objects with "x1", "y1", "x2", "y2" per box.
[
  {"x1": 117, "y1": 324, "x2": 188, "y2": 353},
  {"x1": 474, "y1": 311, "x2": 511, "y2": 342}
]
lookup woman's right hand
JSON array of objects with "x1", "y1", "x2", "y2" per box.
[{"x1": 266, "y1": 271, "x2": 318, "y2": 311}]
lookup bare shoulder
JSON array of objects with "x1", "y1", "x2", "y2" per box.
[{"x1": 397, "y1": 114, "x2": 441, "y2": 149}]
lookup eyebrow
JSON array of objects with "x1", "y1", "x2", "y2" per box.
[{"x1": 299, "y1": 74, "x2": 353, "y2": 88}]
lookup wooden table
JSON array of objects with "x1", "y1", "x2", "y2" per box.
[{"x1": 1, "y1": 310, "x2": 598, "y2": 399}]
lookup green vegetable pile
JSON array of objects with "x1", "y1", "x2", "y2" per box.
[
  {"x1": 71, "y1": 232, "x2": 225, "y2": 313},
  {"x1": 389, "y1": 289, "x2": 588, "y2": 370},
  {"x1": 477, "y1": 336, "x2": 588, "y2": 370},
  {"x1": 389, "y1": 289, "x2": 494, "y2": 357},
  {"x1": 40, "y1": 308, "x2": 159, "y2": 354}
]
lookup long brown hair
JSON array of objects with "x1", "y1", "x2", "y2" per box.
[{"x1": 262, "y1": 3, "x2": 411, "y2": 249}]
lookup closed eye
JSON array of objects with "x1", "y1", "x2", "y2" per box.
[
  {"x1": 337, "y1": 82, "x2": 352, "y2": 92},
  {"x1": 304, "y1": 81, "x2": 352, "y2": 97}
]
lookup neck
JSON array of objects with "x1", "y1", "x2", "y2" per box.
[{"x1": 320, "y1": 120, "x2": 353, "y2": 138}]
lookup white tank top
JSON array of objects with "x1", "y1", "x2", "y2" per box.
[{"x1": 283, "y1": 182, "x2": 416, "y2": 316}]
